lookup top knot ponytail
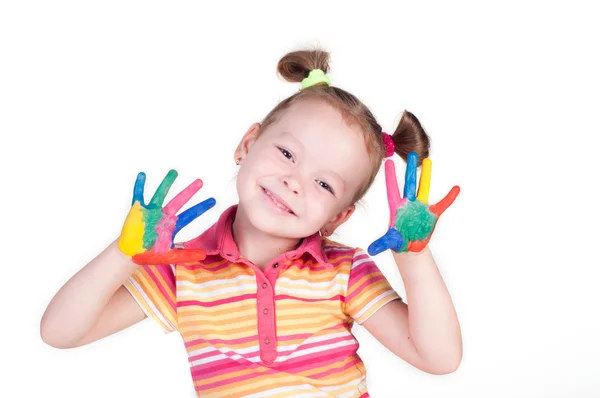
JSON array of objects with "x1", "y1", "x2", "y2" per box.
[
  {"x1": 389, "y1": 111, "x2": 431, "y2": 166},
  {"x1": 277, "y1": 50, "x2": 331, "y2": 86}
]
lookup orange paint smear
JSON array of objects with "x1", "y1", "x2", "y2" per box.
[{"x1": 132, "y1": 249, "x2": 207, "y2": 265}]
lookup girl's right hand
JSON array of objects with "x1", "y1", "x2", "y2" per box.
[{"x1": 118, "y1": 169, "x2": 216, "y2": 265}]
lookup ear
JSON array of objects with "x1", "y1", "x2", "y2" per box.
[
  {"x1": 234, "y1": 123, "x2": 261, "y2": 163},
  {"x1": 321, "y1": 205, "x2": 356, "y2": 236}
]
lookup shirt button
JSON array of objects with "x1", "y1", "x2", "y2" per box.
[
  {"x1": 264, "y1": 337, "x2": 270, "y2": 344},
  {"x1": 273, "y1": 263, "x2": 278, "y2": 268},
  {"x1": 261, "y1": 282, "x2": 268, "y2": 289},
  {"x1": 263, "y1": 308, "x2": 268, "y2": 315}
]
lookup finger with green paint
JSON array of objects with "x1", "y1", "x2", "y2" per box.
[
  {"x1": 368, "y1": 152, "x2": 460, "y2": 255},
  {"x1": 118, "y1": 169, "x2": 216, "y2": 265}
]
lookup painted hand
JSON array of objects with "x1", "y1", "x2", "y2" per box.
[
  {"x1": 118, "y1": 169, "x2": 216, "y2": 265},
  {"x1": 368, "y1": 152, "x2": 460, "y2": 255}
]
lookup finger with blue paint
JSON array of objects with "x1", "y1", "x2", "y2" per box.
[{"x1": 367, "y1": 152, "x2": 460, "y2": 256}]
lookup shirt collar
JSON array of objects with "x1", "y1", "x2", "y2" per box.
[{"x1": 182, "y1": 205, "x2": 333, "y2": 269}]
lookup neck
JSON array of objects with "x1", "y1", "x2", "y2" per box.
[{"x1": 231, "y1": 205, "x2": 302, "y2": 269}]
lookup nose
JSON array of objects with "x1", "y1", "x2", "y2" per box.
[{"x1": 281, "y1": 176, "x2": 302, "y2": 195}]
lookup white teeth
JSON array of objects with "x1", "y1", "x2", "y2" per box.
[{"x1": 265, "y1": 189, "x2": 293, "y2": 213}]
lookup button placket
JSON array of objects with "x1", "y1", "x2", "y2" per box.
[
  {"x1": 256, "y1": 274, "x2": 277, "y2": 364},
  {"x1": 257, "y1": 258, "x2": 287, "y2": 365}
]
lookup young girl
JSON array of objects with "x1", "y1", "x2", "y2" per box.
[{"x1": 41, "y1": 49, "x2": 462, "y2": 397}]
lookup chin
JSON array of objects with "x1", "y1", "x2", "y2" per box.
[
  {"x1": 239, "y1": 199, "x2": 310, "y2": 240},
  {"x1": 245, "y1": 205, "x2": 303, "y2": 238}
]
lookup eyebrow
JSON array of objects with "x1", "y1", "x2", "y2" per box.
[{"x1": 280, "y1": 131, "x2": 304, "y2": 148}]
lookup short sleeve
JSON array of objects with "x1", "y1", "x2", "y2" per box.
[
  {"x1": 123, "y1": 263, "x2": 178, "y2": 334},
  {"x1": 343, "y1": 248, "x2": 402, "y2": 325}
]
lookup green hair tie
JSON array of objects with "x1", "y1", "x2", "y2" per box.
[{"x1": 301, "y1": 69, "x2": 330, "y2": 89}]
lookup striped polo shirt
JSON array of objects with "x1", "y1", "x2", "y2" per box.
[{"x1": 124, "y1": 205, "x2": 401, "y2": 397}]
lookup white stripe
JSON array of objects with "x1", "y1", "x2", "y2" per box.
[
  {"x1": 177, "y1": 274, "x2": 256, "y2": 289},
  {"x1": 190, "y1": 332, "x2": 357, "y2": 367},
  {"x1": 321, "y1": 378, "x2": 368, "y2": 396},
  {"x1": 277, "y1": 276, "x2": 348, "y2": 288},
  {"x1": 244, "y1": 385, "x2": 330, "y2": 398},
  {"x1": 179, "y1": 283, "x2": 255, "y2": 299},
  {"x1": 188, "y1": 344, "x2": 259, "y2": 358},
  {"x1": 353, "y1": 291, "x2": 400, "y2": 322},
  {"x1": 273, "y1": 331, "x2": 354, "y2": 362},
  {"x1": 190, "y1": 351, "x2": 252, "y2": 367},
  {"x1": 273, "y1": 338, "x2": 356, "y2": 363},
  {"x1": 350, "y1": 256, "x2": 372, "y2": 270},
  {"x1": 275, "y1": 283, "x2": 346, "y2": 297},
  {"x1": 323, "y1": 243, "x2": 351, "y2": 252},
  {"x1": 189, "y1": 329, "x2": 355, "y2": 364}
]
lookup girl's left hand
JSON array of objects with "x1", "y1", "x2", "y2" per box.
[{"x1": 368, "y1": 152, "x2": 460, "y2": 255}]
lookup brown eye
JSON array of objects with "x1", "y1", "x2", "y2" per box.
[
  {"x1": 278, "y1": 147, "x2": 294, "y2": 161},
  {"x1": 317, "y1": 180, "x2": 334, "y2": 194}
]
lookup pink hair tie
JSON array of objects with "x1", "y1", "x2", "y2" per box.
[{"x1": 382, "y1": 132, "x2": 395, "y2": 158}]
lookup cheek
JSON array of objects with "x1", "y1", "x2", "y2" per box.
[
  {"x1": 236, "y1": 164, "x2": 255, "y2": 200},
  {"x1": 244, "y1": 151, "x2": 280, "y2": 177},
  {"x1": 306, "y1": 191, "x2": 335, "y2": 220}
]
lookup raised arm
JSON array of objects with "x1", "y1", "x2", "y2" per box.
[{"x1": 41, "y1": 169, "x2": 216, "y2": 348}]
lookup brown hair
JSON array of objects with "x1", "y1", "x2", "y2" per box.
[{"x1": 256, "y1": 48, "x2": 431, "y2": 204}]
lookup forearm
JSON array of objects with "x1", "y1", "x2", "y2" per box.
[
  {"x1": 40, "y1": 239, "x2": 138, "y2": 347},
  {"x1": 393, "y1": 246, "x2": 462, "y2": 371}
]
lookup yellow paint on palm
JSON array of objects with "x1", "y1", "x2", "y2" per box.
[
  {"x1": 118, "y1": 201, "x2": 146, "y2": 256},
  {"x1": 417, "y1": 158, "x2": 432, "y2": 203}
]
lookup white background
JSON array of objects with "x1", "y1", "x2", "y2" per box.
[{"x1": 1, "y1": 1, "x2": 599, "y2": 397}]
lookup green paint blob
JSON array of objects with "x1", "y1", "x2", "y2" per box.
[
  {"x1": 142, "y1": 207, "x2": 163, "y2": 249},
  {"x1": 393, "y1": 201, "x2": 438, "y2": 252}
]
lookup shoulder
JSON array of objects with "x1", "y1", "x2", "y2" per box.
[{"x1": 320, "y1": 237, "x2": 363, "y2": 263}]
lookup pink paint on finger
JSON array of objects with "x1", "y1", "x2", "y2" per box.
[
  {"x1": 385, "y1": 160, "x2": 406, "y2": 226},
  {"x1": 163, "y1": 179, "x2": 204, "y2": 215},
  {"x1": 153, "y1": 215, "x2": 177, "y2": 252}
]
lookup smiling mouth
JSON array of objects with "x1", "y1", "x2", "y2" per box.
[{"x1": 262, "y1": 187, "x2": 296, "y2": 215}]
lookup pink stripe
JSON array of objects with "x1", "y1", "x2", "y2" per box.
[
  {"x1": 347, "y1": 262, "x2": 376, "y2": 286},
  {"x1": 275, "y1": 338, "x2": 358, "y2": 374},
  {"x1": 346, "y1": 274, "x2": 385, "y2": 303},
  {"x1": 325, "y1": 248, "x2": 355, "y2": 258},
  {"x1": 352, "y1": 252, "x2": 369, "y2": 263},
  {"x1": 193, "y1": 344, "x2": 357, "y2": 382},
  {"x1": 274, "y1": 294, "x2": 343, "y2": 302},
  {"x1": 142, "y1": 265, "x2": 176, "y2": 312},
  {"x1": 181, "y1": 258, "x2": 231, "y2": 271},
  {"x1": 187, "y1": 325, "x2": 352, "y2": 363},
  {"x1": 309, "y1": 356, "x2": 363, "y2": 379},
  {"x1": 178, "y1": 293, "x2": 256, "y2": 308}
]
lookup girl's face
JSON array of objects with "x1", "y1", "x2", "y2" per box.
[{"x1": 235, "y1": 98, "x2": 372, "y2": 239}]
